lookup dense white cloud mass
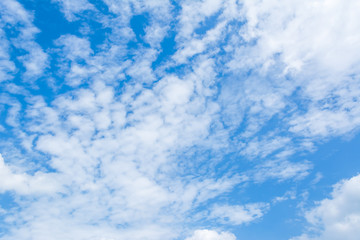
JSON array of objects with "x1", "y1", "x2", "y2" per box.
[
  {"x1": 226, "y1": 0, "x2": 360, "y2": 139},
  {"x1": 292, "y1": 174, "x2": 360, "y2": 240},
  {"x1": 0, "y1": 0, "x2": 359, "y2": 239},
  {"x1": 0, "y1": 154, "x2": 60, "y2": 194}
]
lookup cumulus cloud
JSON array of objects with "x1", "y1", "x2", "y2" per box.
[{"x1": 291, "y1": 174, "x2": 360, "y2": 240}]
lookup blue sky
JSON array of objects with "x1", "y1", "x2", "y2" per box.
[{"x1": 0, "y1": 0, "x2": 360, "y2": 239}]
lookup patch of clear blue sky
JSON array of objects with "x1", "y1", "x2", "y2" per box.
[
  {"x1": 308, "y1": 133, "x2": 360, "y2": 197},
  {"x1": 130, "y1": 14, "x2": 148, "y2": 41},
  {"x1": 195, "y1": 10, "x2": 222, "y2": 35},
  {"x1": 151, "y1": 30, "x2": 177, "y2": 69},
  {"x1": 0, "y1": 193, "x2": 15, "y2": 235},
  {"x1": 19, "y1": 0, "x2": 80, "y2": 49},
  {"x1": 19, "y1": 0, "x2": 109, "y2": 51}
]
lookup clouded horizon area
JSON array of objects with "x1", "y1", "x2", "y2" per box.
[{"x1": 0, "y1": 0, "x2": 360, "y2": 239}]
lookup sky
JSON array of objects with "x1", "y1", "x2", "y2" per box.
[{"x1": 0, "y1": 0, "x2": 360, "y2": 239}]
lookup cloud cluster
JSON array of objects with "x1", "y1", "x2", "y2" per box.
[
  {"x1": 0, "y1": 0, "x2": 48, "y2": 81},
  {"x1": 234, "y1": 0, "x2": 360, "y2": 139},
  {"x1": 0, "y1": 0, "x2": 359, "y2": 239},
  {"x1": 292, "y1": 174, "x2": 360, "y2": 240}
]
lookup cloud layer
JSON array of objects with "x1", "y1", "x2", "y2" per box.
[{"x1": 0, "y1": 0, "x2": 359, "y2": 239}]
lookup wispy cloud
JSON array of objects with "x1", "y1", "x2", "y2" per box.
[{"x1": 209, "y1": 203, "x2": 269, "y2": 225}]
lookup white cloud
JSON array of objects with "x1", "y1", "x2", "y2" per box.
[
  {"x1": 272, "y1": 190, "x2": 296, "y2": 204},
  {"x1": 227, "y1": 0, "x2": 360, "y2": 139},
  {"x1": 19, "y1": 46, "x2": 48, "y2": 79},
  {"x1": 126, "y1": 49, "x2": 157, "y2": 84},
  {"x1": 100, "y1": 0, "x2": 173, "y2": 49},
  {"x1": 253, "y1": 160, "x2": 312, "y2": 182},
  {"x1": 52, "y1": 0, "x2": 95, "y2": 21},
  {"x1": 185, "y1": 229, "x2": 236, "y2": 240},
  {"x1": 55, "y1": 35, "x2": 93, "y2": 61},
  {"x1": 241, "y1": 135, "x2": 291, "y2": 159},
  {"x1": 289, "y1": 77, "x2": 360, "y2": 138},
  {"x1": 177, "y1": 0, "x2": 224, "y2": 41},
  {"x1": 2, "y1": 0, "x2": 360, "y2": 239},
  {"x1": 291, "y1": 173, "x2": 360, "y2": 240},
  {"x1": 0, "y1": 154, "x2": 61, "y2": 195},
  {"x1": 0, "y1": 0, "x2": 33, "y2": 25},
  {"x1": 172, "y1": 0, "x2": 245, "y2": 64},
  {"x1": 210, "y1": 203, "x2": 269, "y2": 225},
  {"x1": 0, "y1": 28, "x2": 15, "y2": 81},
  {"x1": 0, "y1": 0, "x2": 48, "y2": 81},
  {"x1": 237, "y1": 0, "x2": 360, "y2": 73},
  {"x1": 213, "y1": 0, "x2": 360, "y2": 171},
  {"x1": 54, "y1": 35, "x2": 95, "y2": 86},
  {"x1": 0, "y1": 42, "x2": 242, "y2": 239}
]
